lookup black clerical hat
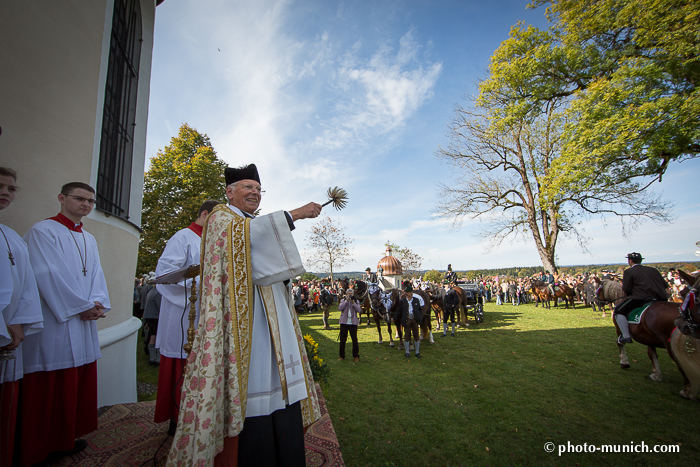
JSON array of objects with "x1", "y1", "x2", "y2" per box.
[{"x1": 225, "y1": 164, "x2": 260, "y2": 186}]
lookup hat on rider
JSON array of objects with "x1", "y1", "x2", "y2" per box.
[
  {"x1": 626, "y1": 252, "x2": 643, "y2": 263},
  {"x1": 365, "y1": 267, "x2": 371, "y2": 272},
  {"x1": 403, "y1": 282, "x2": 413, "y2": 292}
]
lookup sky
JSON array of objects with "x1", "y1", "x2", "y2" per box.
[{"x1": 144, "y1": 0, "x2": 700, "y2": 273}]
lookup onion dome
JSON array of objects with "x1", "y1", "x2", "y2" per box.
[{"x1": 377, "y1": 246, "x2": 402, "y2": 275}]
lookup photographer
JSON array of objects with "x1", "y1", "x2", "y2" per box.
[{"x1": 338, "y1": 288, "x2": 361, "y2": 363}]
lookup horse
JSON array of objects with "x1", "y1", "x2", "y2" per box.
[
  {"x1": 429, "y1": 286, "x2": 471, "y2": 329},
  {"x1": 412, "y1": 289, "x2": 435, "y2": 344},
  {"x1": 595, "y1": 277, "x2": 687, "y2": 385},
  {"x1": 668, "y1": 270, "x2": 700, "y2": 400},
  {"x1": 527, "y1": 279, "x2": 576, "y2": 309},
  {"x1": 369, "y1": 286, "x2": 402, "y2": 347},
  {"x1": 353, "y1": 280, "x2": 372, "y2": 325}
]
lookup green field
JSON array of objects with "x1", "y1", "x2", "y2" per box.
[
  {"x1": 301, "y1": 301, "x2": 700, "y2": 467},
  {"x1": 137, "y1": 300, "x2": 700, "y2": 466}
]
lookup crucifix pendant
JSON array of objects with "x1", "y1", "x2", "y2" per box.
[
  {"x1": 8, "y1": 252, "x2": 15, "y2": 266},
  {"x1": 83, "y1": 267, "x2": 87, "y2": 276}
]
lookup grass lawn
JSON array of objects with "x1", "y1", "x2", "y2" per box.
[{"x1": 299, "y1": 301, "x2": 700, "y2": 466}]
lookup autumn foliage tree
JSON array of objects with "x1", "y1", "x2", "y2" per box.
[
  {"x1": 304, "y1": 217, "x2": 354, "y2": 281},
  {"x1": 137, "y1": 124, "x2": 227, "y2": 275},
  {"x1": 385, "y1": 241, "x2": 423, "y2": 278}
]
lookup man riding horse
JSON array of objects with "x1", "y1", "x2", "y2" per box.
[
  {"x1": 444, "y1": 264, "x2": 457, "y2": 284},
  {"x1": 364, "y1": 267, "x2": 378, "y2": 284},
  {"x1": 614, "y1": 252, "x2": 669, "y2": 344}
]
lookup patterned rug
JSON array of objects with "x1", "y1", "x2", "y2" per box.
[{"x1": 46, "y1": 384, "x2": 343, "y2": 467}]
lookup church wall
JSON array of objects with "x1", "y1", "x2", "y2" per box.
[{"x1": 0, "y1": 0, "x2": 159, "y2": 407}]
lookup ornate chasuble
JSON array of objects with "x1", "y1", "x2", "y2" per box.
[{"x1": 166, "y1": 205, "x2": 321, "y2": 467}]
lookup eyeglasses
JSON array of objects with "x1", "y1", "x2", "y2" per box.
[
  {"x1": 241, "y1": 185, "x2": 265, "y2": 195},
  {"x1": 68, "y1": 195, "x2": 96, "y2": 205}
]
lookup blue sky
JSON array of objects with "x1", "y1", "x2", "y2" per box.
[{"x1": 145, "y1": 0, "x2": 700, "y2": 272}]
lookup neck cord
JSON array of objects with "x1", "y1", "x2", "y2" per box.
[
  {"x1": 0, "y1": 226, "x2": 14, "y2": 266},
  {"x1": 64, "y1": 224, "x2": 88, "y2": 276}
]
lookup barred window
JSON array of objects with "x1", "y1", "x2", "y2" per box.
[{"x1": 96, "y1": 0, "x2": 142, "y2": 220}]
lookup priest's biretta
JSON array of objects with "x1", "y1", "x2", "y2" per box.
[{"x1": 225, "y1": 164, "x2": 260, "y2": 186}]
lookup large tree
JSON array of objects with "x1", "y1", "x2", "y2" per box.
[
  {"x1": 304, "y1": 216, "x2": 354, "y2": 281},
  {"x1": 436, "y1": 97, "x2": 671, "y2": 273},
  {"x1": 137, "y1": 124, "x2": 227, "y2": 275},
  {"x1": 481, "y1": 0, "x2": 699, "y2": 192}
]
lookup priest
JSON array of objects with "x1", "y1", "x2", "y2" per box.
[
  {"x1": 20, "y1": 182, "x2": 110, "y2": 466},
  {"x1": 0, "y1": 167, "x2": 43, "y2": 467},
  {"x1": 154, "y1": 199, "x2": 219, "y2": 432},
  {"x1": 166, "y1": 164, "x2": 322, "y2": 467}
]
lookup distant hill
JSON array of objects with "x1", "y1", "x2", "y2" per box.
[{"x1": 312, "y1": 261, "x2": 700, "y2": 280}]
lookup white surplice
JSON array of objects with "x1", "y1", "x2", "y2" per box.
[
  {"x1": 228, "y1": 205, "x2": 308, "y2": 417},
  {"x1": 0, "y1": 224, "x2": 43, "y2": 383},
  {"x1": 22, "y1": 219, "x2": 110, "y2": 373},
  {"x1": 155, "y1": 227, "x2": 201, "y2": 359}
]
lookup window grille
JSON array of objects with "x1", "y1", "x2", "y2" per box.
[{"x1": 96, "y1": 0, "x2": 142, "y2": 219}]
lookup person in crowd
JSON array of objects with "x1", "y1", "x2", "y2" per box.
[
  {"x1": 509, "y1": 281, "x2": 518, "y2": 306},
  {"x1": 614, "y1": 252, "x2": 669, "y2": 344},
  {"x1": 292, "y1": 279, "x2": 303, "y2": 312},
  {"x1": 154, "y1": 200, "x2": 220, "y2": 432},
  {"x1": 166, "y1": 164, "x2": 322, "y2": 467},
  {"x1": 442, "y1": 280, "x2": 459, "y2": 337},
  {"x1": 21, "y1": 182, "x2": 110, "y2": 466},
  {"x1": 133, "y1": 278, "x2": 143, "y2": 318},
  {"x1": 0, "y1": 167, "x2": 43, "y2": 467},
  {"x1": 142, "y1": 275, "x2": 161, "y2": 366},
  {"x1": 338, "y1": 288, "x2": 361, "y2": 363},
  {"x1": 394, "y1": 283, "x2": 423, "y2": 359}
]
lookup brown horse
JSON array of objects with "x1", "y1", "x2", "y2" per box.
[
  {"x1": 595, "y1": 277, "x2": 686, "y2": 384},
  {"x1": 370, "y1": 287, "x2": 402, "y2": 348},
  {"x1": 353, "y1": 280, "x2": 372, "y2": 325},
  {"x1": 527, "y1": 280, "x2": 576, "y2": 309},
  {"x1": 412, "y1": 289, "x2": 435, "y2": 344},
  {"x1": 668, "y1": 270, "x2": 700, "y2": 400}
]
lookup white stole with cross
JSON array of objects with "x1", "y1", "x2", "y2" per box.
[{"x1": 228, "y1": 205, "x2": 307, "y2": 417}]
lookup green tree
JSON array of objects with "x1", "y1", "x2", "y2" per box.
[
  {"x1": 482, "y1": 0, "x2": 699, "y2": 193},
  {"x1": 304, "y1": 216, "x2": 354, "y2": 281},
  {"x1": 423, "y1": 270, "x2": 442, "y2": 283},
  {"x1": 301, "y1": 272, "x2": 319, "y2": 281},
  {"x1": 137, "y1": 124, "x2": 227, "y2": 275}
]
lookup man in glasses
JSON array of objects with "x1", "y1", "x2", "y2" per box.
[
  {"x1": 153, "y1": 199, "x2": 220, "y2": 434},
  {"x1": 167, "y1": 164, "x2": 323, "y2": 467},
  {"x1": 20, "y1": 182, "x2": 110, "y2": 466},
  {"x1": 0, "y1": 167, "x2": 43, "y2": 467}
]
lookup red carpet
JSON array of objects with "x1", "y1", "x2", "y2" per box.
[{"x1": 44, "y1": 384, "x2": 343, "y2": 467}]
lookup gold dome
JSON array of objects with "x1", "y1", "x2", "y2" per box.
[{"x1": 377, "y1": 247, "x2": 402, "y2": 275}]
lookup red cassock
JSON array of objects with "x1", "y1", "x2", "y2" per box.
[
  {"x1": 19, "y1": 361, "x2": 98, "y2": 466},
  {"x1": 154, "y1": 356, "x2": 185, "y2": 423},
  {"x1": 0, "y1": 381, "x2": 20, "y2": 467}
]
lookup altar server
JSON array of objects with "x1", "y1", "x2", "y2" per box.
[
  {"x1": 20, "y1": 181, "x2": 110, "y2": 466},
  {"x1": 0, "y1": 168, "x2": 43, "y2": 467},
  {"x1": 154, "y1": 199, "x2": 219, "y2": 430}
]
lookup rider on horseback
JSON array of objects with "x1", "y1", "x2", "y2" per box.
[
  {"x1": 614, "y1": 252, "x2": 669, "y2": 344},
  {"x1": 544, "y1": 271, "x2": 555, "y2": 296},
  {"x1": 444, "y1": 264, "x2": 457, "y2": 284},
  {"x1": 364, "y1": 267, "x2": 378, "y2": 284}
]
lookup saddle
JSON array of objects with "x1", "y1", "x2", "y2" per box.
[{"x1": 627, "y1": 301, "x2": 655, "y2": 325}]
